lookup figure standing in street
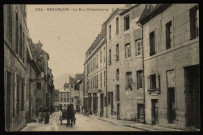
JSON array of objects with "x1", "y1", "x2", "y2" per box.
[
  {"x1": 38, "y1": 107, "x2": 44, "y2": 123},
  {"x1": 66, "y1": 104, "x2": 75, "y2": 127},
  {"x1": 44, "y1": 108, "x2": 50, "y2": 124}
]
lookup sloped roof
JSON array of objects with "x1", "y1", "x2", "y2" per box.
[{"x1": 137, "y1": 4, "x2": 171, "y2": 25}]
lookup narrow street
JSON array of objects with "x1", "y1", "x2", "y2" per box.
[{"x1": 21, "y1": 112, "x2": 141, "y2": 131}]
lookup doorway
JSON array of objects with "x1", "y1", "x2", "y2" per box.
[
  {"x1": 117, "y1": 103, "x2": 120, "y2": 119},
  {"x1": 167, "y1": 88, "x2": 175, "y2": 123},
  {"x1": 151, "y1": 99, "x2": 158, "y2": 125},
  {"x1": 100, "y1": 94, "x2": 103, "y2": 117},
  {"x1": 137, "y1": 104, "x2": 144, "y2": 123},
  {"x1": 6, "y1": 72, "x2": 12, "y2": 131},
  {"x1": 185, "y1": 65, "x2": 200, "y2": 129}
]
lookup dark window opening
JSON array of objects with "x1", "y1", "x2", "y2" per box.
[
  {"x1": 124, "y1": 15, "x2": 130, "y2": 31},
  {"x1": 166, "y1": 21, "x2": 172, "y2": 49},
  {"x1": 149, "y1": 31, "x2": 155, "y2": 56},
  {"x1": 190, "y1": 6, "x2": 199, "y2": 39},
  {"x1": 126, "y1": 72, "x2": 132, "y2": 90}
]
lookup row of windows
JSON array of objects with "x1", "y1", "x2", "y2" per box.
[
  {"x1": 6, "y1": 72, "x2": 25, "y2": 118},
  {"x1": 87, "y1": 47, "x2": 106, "y2": 75},
  {"x1": 149, "y1": 6, "x2": 199, "y2": 56},
  {"x1": 60, "y1": 98, "x2": 70, "y2": 102},
  {"x1": 109, "y1": 40, "x2": 142, "y2": 65},
  {"x1": 87, "y1": 71, "x2": 106, "y2": 90},
  {"x1": 108, "y1": 15, "x2": 130, "y2": 40},
  {"x1": 6, "y1": 5, "x2": 26, "y2": 63},
  {"x1": 59, "y1": 93, "x2": 70, "y2": 98}
]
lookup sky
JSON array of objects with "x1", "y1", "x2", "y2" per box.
[{"x1": 27, "y1": 4, "x2": 125, "y2": 82}]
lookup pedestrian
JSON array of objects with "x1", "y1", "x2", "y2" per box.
[
  {"x1": 66, "y1": 104, "x2": 75, "y2": 127},
  {"x1": 38, "y1": 107, "x2": 43, "y2": 123},
  {"x1": 44, "y1": 108, "x2": 50, "y2": 124}
]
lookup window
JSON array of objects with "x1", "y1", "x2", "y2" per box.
[
  {"x1": 125, "y1": 43, "x2": 131, "y2": 58},
  {"x1": 107, "y1": 92, "x2": 113, "y2": 104},
  {"x1": 100, "y1": 50, "x2": 102, "y2": 63},
  {"x1": 19, "y1": 24, "x2": 22, "y2": 59},
  {"x1": 96, "y1": 75, "x2": 98, "y2": 88},
  {"x1": 190, "y1": 6, "x2": 199, "y2": 39},
  {"x1": 16, "y1": 76, "x2": 21, "y2": 115},
  {"x1": 7, "y1": 5, "x2": 12, "y2": 43},
  {"x1": 116, "y1": 69, "x2": 119, "y2": 81},
  {"x1": 116, "y1": 17, "x2": 119, "y2": 34},
  {"x1": 150, "y1": 74, "x2": 156, "y2": 90},
  {"x1": 109, "y1": 25, "x2": 111, "y2": 40},
  {"x1": 116, "y1": 85, "x2": 120, "y2": 101},
  {"x1": 149, "y1": 31, "x2": 155, "y2": 56},
  {"x1": 148, "y1": 74, "x2": 160, "y2": 94},
  {"x1": 116, "y1": 44, "x2": 119, "y2": 61},
  {"x1": 15, "y1": 13, "x2": 19, "y2": 53},
  {"x1": 109, "y1": 49, "x2": 111, "y2": 65},
  {"x1": 67, "y1": 98, "x2": 69, "y2": 102},
  {"x1": 166, "y1": 21, "x2": 172, "y2": 49},
  {"x1": 137, "y1": 70, "x2": 143, "y2": 89},
  {"x1": 103, "y1": 47, "x2": 105, "y2": 63},
  {"x1": 126, "y1": 72, "x2": 132, "y2": 90},
  {"x1": 100, "y1": 72, "x2": 102, "y2": 87},
  {"x1": 135, "y1": 40, "x2": 142, "y2": 56},
  {"x1": 64, "y1": 98, "x2": 66, "y2": 102},
  {"x1": 96, "y1": 54, "x2": 98, "y2": 68},
  {"x1": 124, "y1": 15, "x2": 130, "y2": 31},
  {"x1": 104, "y1": 71, "x2": 106, "y2": 87},
  {"x1": 37, "y1": 82, "x2": 41, "y2": 89},
  {"x1": 20, "y1": 80, "x2": 24, "y2": 111},
  {"x1": 61, "y1": 98, "x2": 63, "y2": 102},
  {"x1": 22, "y1": 32, "x2": 25, "y2": 62}
]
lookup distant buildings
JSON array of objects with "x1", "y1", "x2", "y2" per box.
[
  {"x1": 4, "y1": 4, "x2": 55, "y2": 131},
  {"x1": 81, "y1": 4, "x2": 199, "y2": 130},
  {"x1": 84, "y1": 25, "x2": 107, "y2": 116},
  {"x1": 57, "y1": 74, "x2": 83, "y2": 112}
]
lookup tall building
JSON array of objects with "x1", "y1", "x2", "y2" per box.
[
  {"x1": 84, "y1": 26, "x2": 107, "y2": 117},
  {"x1": 4, "y1": 4, "x2": 28, "y2": 131},
  {"x1": 138, "y1": 4, "x2": 199, "y2": 130},
  {"x1": 105, "y1": 5, "x2": 145, "y2": 121}
]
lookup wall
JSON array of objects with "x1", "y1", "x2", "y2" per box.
[
  {"x1": 4, "y1": 4, "x2": 28, "y2": 131},
  {"x1": 143, "y1": 4, "x2": 199, "y2": 129}
]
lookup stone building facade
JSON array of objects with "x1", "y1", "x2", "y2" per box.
[
  {"x1": 105, "y1": 5, "x2": 145, "y2": 121},
  {"x1": 84, "y1": 26, "x2": 107, "y2": 117},
  {"x1": 138, "y1": 4, "x2": 199, "y2": 130},
  {"x1": 4, "y1": 4, "x2": 28, "y2": 131},
  {"x1": 26, "y1": 38, "x2": 41, "y2": 122}
]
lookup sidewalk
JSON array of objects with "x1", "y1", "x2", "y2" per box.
[
  {"x1": 89, "y1": 115, "x2": 182, "y2": 131},
  {"x1": 21, "y1": 112, "x2": 59, "y2": 131}
]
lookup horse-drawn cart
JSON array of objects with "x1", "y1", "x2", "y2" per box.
[{"x1": 59, "y1": 109, "x2": 76, "y2": 126}]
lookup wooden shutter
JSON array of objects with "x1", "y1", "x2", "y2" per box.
[
  {"x1": 156, "y1": 74, "x2": 160, "y2": 93},
  {"x1": 147, "y1": 75, "x2": 151, "y2": 93}
]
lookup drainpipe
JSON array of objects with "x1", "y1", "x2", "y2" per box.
[
  {"x1": 138, "y1": 22, "x2": 146, "y2": 124},
  {"x1": 105, "y1": 35, "x2": 108, "y2": 118},
  {"x1": 28, "y1": 63, "x2": 32, "y2": 123}
]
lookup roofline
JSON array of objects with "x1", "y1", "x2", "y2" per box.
[
  {"x1": 119, "y1": 4, "x2": 140, "y2": 16},
  {"x1": 138, "y1": 4, "x2": 171, "y2": 25}
]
